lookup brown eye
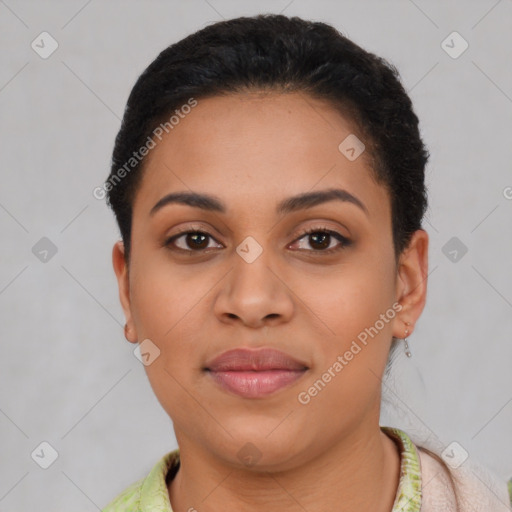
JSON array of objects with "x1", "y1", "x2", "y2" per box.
[
  {"x1": 165, "y1": 231, "x2": 222, "y2": 252},
  {"x1": 308, "y1": 232, "x2": 331, "y2": 250},
  {"x1": 291, "y1": 228, "x2": 351, "y2": 253}
]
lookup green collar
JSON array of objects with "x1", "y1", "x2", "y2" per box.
[
  {"x1": 103, "y1": 426, "x2": 422, "y2": 512},
  {"x1": 381, "y1": 426, "x2": 422, "y2": 511}
]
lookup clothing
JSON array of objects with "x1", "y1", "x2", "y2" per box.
[{"x1": 102, "y1": 427, "x2": 512, "y2": 511}]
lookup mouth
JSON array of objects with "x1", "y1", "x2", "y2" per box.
[{"x1": 204, "y1": 347, "x2": 309, "y2": 398}]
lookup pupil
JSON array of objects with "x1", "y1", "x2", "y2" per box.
[
  {"x1": 311, "y1": 233, "x2": 329, "y2": 249},
  {"x1": 184, "y1": 232, "x2": 332, "y2": 251},
  {"x1": 189, "y1": 233, "x2": 208, "y2": 249}
]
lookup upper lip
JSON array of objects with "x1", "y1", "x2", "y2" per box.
[{"x1": 204, "y1": 348, "x2": 309, "y2": 372}]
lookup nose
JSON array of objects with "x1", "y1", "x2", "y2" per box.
[{"x1": 213, "y1": 249, "x2": 295, "y2": 328}]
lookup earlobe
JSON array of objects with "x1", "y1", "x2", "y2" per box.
[
  {"x1": 112, "y1": 241, "x2": 138, "y2": 344},
  {"x1": 393, "y1": 229, "x2": 429, "y2": 339},
  {"x1": 124, "y1": 322, "x2": 136, "y2": 343}
]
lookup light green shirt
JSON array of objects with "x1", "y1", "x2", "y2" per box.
[{"x1": 102, "y1": 427, "x2": 512, "y2": 511}]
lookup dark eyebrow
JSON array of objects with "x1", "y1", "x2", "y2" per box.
[
  {"x1": 149, "y1": 188, "x2": 368, "y2": 217},
  {"x1": 276, "y1": 188, "x2": 368, "y2": 216},
  {"x1": 150, "y1": 192, "x2": 226, "y2": 216}
]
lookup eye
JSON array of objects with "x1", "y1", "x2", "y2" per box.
[
  {"x1": 165, "y1": 229, "x2": 222, "y2": 252},
  {"x1": 290, "y1": 227, "x2": 351, "y2": 254},
  {"x1": 164, "y1": 226, "x2": 351, "y2": 254}
]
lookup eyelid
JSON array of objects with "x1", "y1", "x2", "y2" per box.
[
  {"x1": 164, "y1": 224, "x2": 223, "y2": 251},
  {"x1": 164, "y1": 223, "x2": 351, "y2": 254},
  {"x1": 165, "y1": 223, "x2": 222, "y2": 241},
  {"x1": 289, "y1": 226, "x2": 351, "y2": 254}
]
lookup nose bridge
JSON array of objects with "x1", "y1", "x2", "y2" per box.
[
  {"x1": 214, "y1": 236, "x2": 294, "y2": 326},
  {"x1": 232, "y1": 239, "x2": 280, "y2": 302},
  {"x1": 232, "y1": 240, "x2": 276, "y2": 295}
]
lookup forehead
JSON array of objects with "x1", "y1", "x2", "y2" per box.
[{"x1": 133, "y1": 92, "x2": 389, "y2": 220}]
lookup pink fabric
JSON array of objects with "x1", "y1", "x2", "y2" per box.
[{"x1": 418, "y1": 447, "x2": 511, "y2": 511}]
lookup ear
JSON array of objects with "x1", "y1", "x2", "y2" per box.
[
  {"x1": 392, "y1": 229, "x2": 429, "y2": 339},
  {"x1": 112, "y1": 241, "x2": 138, "y2": 343}
]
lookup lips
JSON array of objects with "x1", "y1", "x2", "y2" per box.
[
  {"x1": 204, "y1": 348, "x2": 308, "y2": 398},
  {"x1": 205, "y1": 347, "x2": 308, "y2": 372}
]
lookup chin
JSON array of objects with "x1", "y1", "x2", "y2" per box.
[{"x1": 207, "y1": 426, "x2": 307, "y2": 471}]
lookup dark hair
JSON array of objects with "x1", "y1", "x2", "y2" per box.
[{"x1": 106, "y1": 14, "x2": 429, "y2": 262}]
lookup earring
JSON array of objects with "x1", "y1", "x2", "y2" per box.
[{"x1": 404, "y1": 321, "x2": 412, "y2": 358}]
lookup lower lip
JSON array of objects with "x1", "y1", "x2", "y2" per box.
[{"x1": 207, "y1": 369, "x2": 306, "y2": 398}]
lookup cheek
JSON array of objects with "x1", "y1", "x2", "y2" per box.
[
  {"x1": 128, "y1": 252, "x2": 212, "y2": 378},
  {"x1": 130, "y1": 249, "x2": 203, "y2": 337},
  {"x1": 302, "y1": 254, "x2": 396, "y2": 342},
  {"x1": 297, "y1": 248, "x2": 397, "y2": 408},
  {"x1": 294, "y1": 274, "x2": 396, "y2": 433},
  {"x1": 129, "y1": 260, "x2": 210, "y2": 421}
]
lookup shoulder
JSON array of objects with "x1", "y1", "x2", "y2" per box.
[
  {"x1": 383, "y1": 427, "x2": 511, "y2": 512},
  {"x1": 416, "y1": 445, "x2": 512, "y2": 512},
  {"x1": 101, "y1": 476, "x2": 145, "y2": 512},
  {"x1": 101, "y1": 449, "x2": 180, "y2": 512}
]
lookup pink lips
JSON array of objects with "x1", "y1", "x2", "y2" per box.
[{"x1": 205, "y1": 348, "x2": 308, "y2": 398}]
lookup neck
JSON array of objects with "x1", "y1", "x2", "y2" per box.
[{"x1": 168, "y1": 423, "x2": 401, "y2": 512}]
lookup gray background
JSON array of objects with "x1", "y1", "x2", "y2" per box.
[{"x1": 1, "y1": 0, "x2": 511, "y2": 510}]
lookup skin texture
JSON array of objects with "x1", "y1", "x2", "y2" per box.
[{"x1": 113, "y1": 91, "x2": 429, "y2": 512}]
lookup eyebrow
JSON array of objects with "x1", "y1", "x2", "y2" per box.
[{"x1": 149, "y1": 188, "x2": 368, "y2": 217}]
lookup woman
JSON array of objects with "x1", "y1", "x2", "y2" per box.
[{"x1": 101, "y1": 14, "x2": 512, "y2": 512}]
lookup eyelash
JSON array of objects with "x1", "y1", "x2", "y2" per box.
[{"x1": 164, "y1": 225, "x2": 351, "y2": 255}]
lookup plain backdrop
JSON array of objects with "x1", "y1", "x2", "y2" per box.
[{"x1": 1, "y1": 0, "x2": 511, "y2": 510}]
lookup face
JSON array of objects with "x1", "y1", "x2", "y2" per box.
[{"x1": 113, "y1": 91, "x2": 428, "y2": 471}]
